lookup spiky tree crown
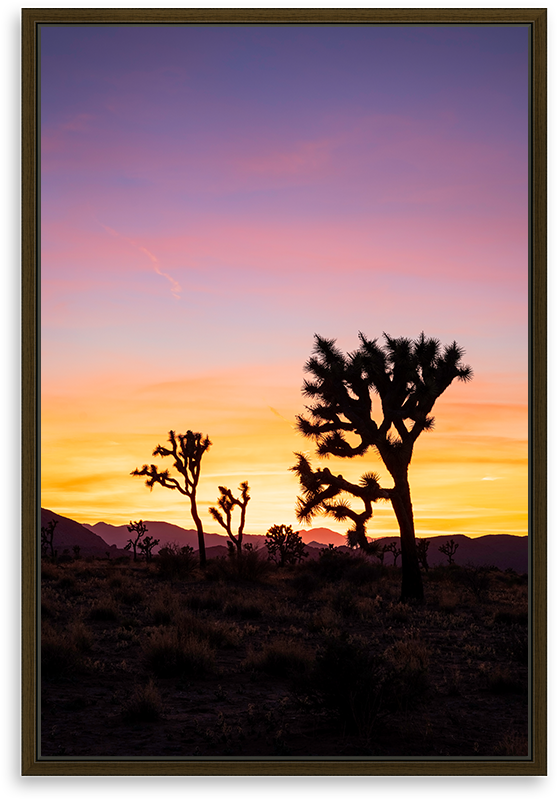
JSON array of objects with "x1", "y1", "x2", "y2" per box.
[
  {"x1": 297, "y1": 332, "x2": 472, "y2": 463},
  {"x1": 131, "y1": 429, "x2": 212, "y2": 496}
]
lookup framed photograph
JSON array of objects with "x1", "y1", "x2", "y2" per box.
[{"x1": 22, "y1": 7, "x2": 547, "y2": 776}]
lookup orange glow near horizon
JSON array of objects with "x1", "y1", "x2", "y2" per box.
[{"x1": 41, "y1": 364, "x2": 528, "y2": 540}]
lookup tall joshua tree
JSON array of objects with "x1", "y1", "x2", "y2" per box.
[
  {"x1": 132, "y1": 430, "x2": 211, "y2": 567},
  {"x1": 293, "y1": 332, "x2": 472, "y2": 602},
  {"x1": 209, "y1": 481, "x2": 250, "y2": 557}
]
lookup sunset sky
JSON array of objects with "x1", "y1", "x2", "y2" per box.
[{"x1": 40, "y1": 24, "x2": 529, "y2": 539}]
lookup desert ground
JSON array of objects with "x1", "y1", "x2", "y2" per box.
[{"x1": 40, "y1": 546, "x2": 528, "y2": 759}]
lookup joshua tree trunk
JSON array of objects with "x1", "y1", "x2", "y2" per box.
[
  {"x1": 390, "y1": 477, "x2": 424, "y2": 603},
  {"x1": 190, "y1": 495, "x2": 206, "y2": 568}
]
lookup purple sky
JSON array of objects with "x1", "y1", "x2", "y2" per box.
[{"x1": 40, "y1": 24, "x2": 530, "y2": 535}]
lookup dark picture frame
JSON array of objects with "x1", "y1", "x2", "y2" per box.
[{"x1": 22, "y1": 7, "x2": 547, "y2": 776}]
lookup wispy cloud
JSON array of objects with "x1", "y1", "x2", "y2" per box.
[{"x1": 102, "y1": 225, "x2": 181, "y2": 298}]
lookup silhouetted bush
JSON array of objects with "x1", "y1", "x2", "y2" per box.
[
  {"x1": 156, "y1": 542, "x2": 198, "y2": 579},
  {"x1": 204, "y1": 549, "x2": 271, "y2": 583}
]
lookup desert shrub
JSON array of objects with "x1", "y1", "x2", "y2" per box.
[
  {"x1": 113, "y1": 583, "x2": 145, "y2": 605},
  {"x1": 67, "y1": 620, "x2": 93, "y2": 652},
  {"x1": 308, "y1": 606, "x2": 342, "y2": 632},
  {"x1": 41, "y1": 562, "x2": 60, "y2": 581},
  {"x1": 344, "y1": 558, "x2": 381, "y2": 586},
  {"x1": 313, "y1": 548, "x2": 355, "y2": 581},
  {"x1": 290, "y1": 570, "x2": 319, "y2": 596},
  {"x1": 223, "y1": 595, "x2": 264, "y2": 620},
  {"x1": 265, "y1": 524, "x2": 308, "y2": 567},
  {"x1": 143, "y1": 628, "x2": 216, "y2": 678},
  {"x1": 204, "y1": 550, "x2": 271, "y2": 582},
  {"x1": 41, "y1": 623, "x2": 87, "y2": 676},
  {"x1": 41, "y1": 586, "x2": 62, "y2": 618},
  {"x1": 156, "y1": 542, "x2": 198, "y2": 579},
  {"x1": 244, "y1": 639, "x2": 314, "y2": 678},
  {"x1": 88, "y1": 597, "x2": 119, "y2": 622},
  {"x1": 454, "y1": 565, "x2": 492, "y2": 602},
  {"x1": 121, "y1": 680, "x2": 163, "y2": 723},
  {"x1": 56, "y1": 574, "x2": 78, "y2": 592},
  {"x1": 482, "y1": 664, "x2": 525, "y2": 695},
  {"x1": 493, "y1": 732, "x2": 529, "y2": 756},
  {"x1": 177, "y1": 611, "x2": 242, "y2": 648},
  {"x1": 330, "y1": 582, "x2": 359, "y2": 618},
  {"x1": 441, "y1": 665, "x2": 463, "y2": 696},
  {"x1": 185, "y1": 588, "x2": 226, "y2": 613},
  {"x1": 312, "y1": 633, "x2": 384, "y2": 738},
  {"x1": 150, "y1": 587, "x2": 178, "y2": 625},
  {"x1": 387, "y1": 602, "x2": 412, "y2": 624},
  {"x1": 436, "y1": 587, "x2": 460, "y2": 614},
  {"x1": 493, "y1": 609, "x2": 528, "y2": 626},
  {"x1": 497, "y1": 628, "x2": 529, "y2": 664},
  {"x1": 383, "y1": 637, "x2": 430, "y2": 710}
]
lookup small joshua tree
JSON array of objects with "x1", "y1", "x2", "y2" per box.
[
  {"x1": 124, "y1": 520, "x2": 148, "y2": 562},
  {"x1": 384, "y1": 541, "x2": 402, "y2": 567},
  {"x1": 416, "y1": 538, "x2": 430, "y2": 571},
  {"x1": 132, "y1": 429, "x2": 211, "y2": 567},
  {"x1": 138, "y1": 534, "x2": 160, "y2": 562},
  {"x1": 41, "y1": 519, "x2": 58, "y2": 558},
  {"x1": 209, "y1": 481, "x2": 250, "y2": 557},
  {"x1": 439, "y1": 538, "x2": 459, "y2": 565},
  {"x1": 375, "y1": 545, "x2": 386, "y2": 566},
  {"x1": 265, "y1": 524, "x2": 308, "y2": 567}
]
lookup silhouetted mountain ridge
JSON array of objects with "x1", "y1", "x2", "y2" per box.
[{"x1": 43, "y1": 510, "x2": 527, "y2": 572}]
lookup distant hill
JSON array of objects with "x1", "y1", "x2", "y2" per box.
[
  {"x1": 83, "y1": 520, "x2": 268, "y2": 553},
  {"x1": 40, "y1": 509, "x2": 129, "y2": 557},
  {"x1": 297, "y1": 527, "x2": 347, "y2": 547},
  {"x1": 375, "y1": 534, "x2": 528, "y2": 573}
]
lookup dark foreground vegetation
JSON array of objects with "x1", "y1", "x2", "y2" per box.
[{"x1": 41, "y1": 547, "x2": 528, "y2": 758}]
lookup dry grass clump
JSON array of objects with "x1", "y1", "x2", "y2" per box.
[
  {"x1": 149, "y1": 588, "x2": 179, "y2": 626},
  {"x1": 493, "y1": 731, "x2": 529, "y2": 756},
  {"x1": 184, "y1": 587, "x2": 227, "y2": 613},
  {"x1": 480, "y1": 664, "x2": 525, "y2": 695},
  {"x1": 177, "y1": 611, "x2": 243, "y2": 648},
  {"x1": 143, "y1": 628, "x2": 216, "y2": 678},
  {"x1": 111, "y1": 578, "x2": 145, "y2": 605},
  {"x1": 308, "y1": 606, "x2": 342, "y2": 633},
  {"x1": 41, "y1": 621, "x2": 92, "y2": 676},
  {"x1": 492, "y1": 609, "x2": 528, "y2": 626},
  {"x1": 312, "y1": 633, "x2": 385, "y2": 738},
  {"x1": 244, "y1": 638, "x2": 315, "y2": 677},
  {"x1": 41, "y1": 561, "x2": 61, "y2": 581},
  {"x1": 88, "y1": 595, "x2": 119, "y2": 622},
  {"x1": 223, "y1": 595, "x2": 264, "y2": 620},
  {"x1": 383, "y1": 636, "x2": 431, "y2": 710},
  {"x1": 121, "y1": 680, "x2": 163, "y2": 723}
]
